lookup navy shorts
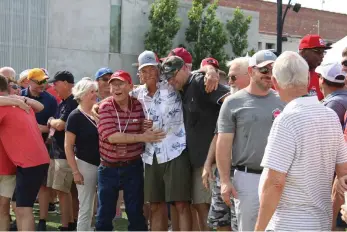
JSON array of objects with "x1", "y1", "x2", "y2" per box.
[{"x1": 15, "y1": 164, "x2": 49, "y2": 207}]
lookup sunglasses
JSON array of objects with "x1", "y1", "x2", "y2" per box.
[
  {"x1": 310, "y1": 49, "x2": 327, "y2": 56},
  {"x1": 31, "y1": 79, "x2": 47, "y2": 85},
  {"x1": 254, "y1": 66, "x2": 272, "y2": 75},
  {"x1": 9, "y1": 84, "x2": 19, "y2": 90},
  {"x1": 342, "y1": 60, "x2": 347, "y2": 67}
]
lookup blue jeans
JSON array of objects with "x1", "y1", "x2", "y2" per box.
[{"x1": 95, "y1": 159, "x2": 147, "y2": 231}]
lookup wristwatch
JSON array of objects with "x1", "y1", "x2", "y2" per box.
[{"x1": 24, "y1": 97, "x2": 28, "y2": 104}]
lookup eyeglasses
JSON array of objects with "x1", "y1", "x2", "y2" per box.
[
  {"x1": 342, "y1": 60, "x2": 347, "y2": 67},
  {"x1": 228, "y1": 73, "x2": 248, "y2": 82},
  {"x1": 31, "y1": 79, "x2": 47, "y2": 85},
  {"x1": 99, "y1": 77, "x2": 110, "y2": 82},
  {"x1": 254, "y1": 66, "x2": 272, "y2": 75},
  {"x1": 311, "y1": 48, "x2": 327, "y2": 56},
  {"x1": 110, "y1": 82, "x2": 126, "y2": 88}
]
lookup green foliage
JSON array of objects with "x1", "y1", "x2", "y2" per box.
[
  {"x1": 144, "y1": 0, "x2": 181, "y2": 57},
  {"x1": 226, "y1": 7, "x2": 252, "y2": 57},
  {"x1": 185, "y1": 0, "x2": 229, "y2": 71}
]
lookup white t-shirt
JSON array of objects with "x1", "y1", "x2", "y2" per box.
[{"x1": 259, "y1": 96, "x2": 347, "y2": 231}]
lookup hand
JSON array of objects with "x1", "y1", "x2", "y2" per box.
[
  {"x1": 73, "y1": 171, "x2": 84, "y2": 185},
  {"x1": 91, "y1": 103, "x2": 100, "y2": 122},
  {"x1": 204, "y1": 69, "x2": 219, "y2": 93},
  {"x1": 202, "y1": 163, "x2": 215, "y2": 190},
  {"x1": 337, "y1": 175, "x2": 347, "y2": 195},
  {"x1": 47, "y1": 117, "x2": 54, "y2": 127},
  {"x1": 220, "y1": 181, "x2": 238, "y2": 207},
  {"x1": 341, "y1": 205, "x2": 347, "y2": 223},
  {"x1": 16, "y1": 99, "x2": 31, "y2": 114},
  {"x1": 143, "y1": 128, "x2": 166, "y2": 143}
]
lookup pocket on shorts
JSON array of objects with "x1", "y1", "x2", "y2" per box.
[{"x1": 54, "y1": 168, "x2": 73, "y2": 192}]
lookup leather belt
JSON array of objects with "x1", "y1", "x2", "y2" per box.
[
  {"x1": 236, "y1": 165, "x2": 263, "y2": 174},
  {"x1": 100, "y1": 158, "x2": 140, "y2": 168}
]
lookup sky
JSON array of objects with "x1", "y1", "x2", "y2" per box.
[{"x1": 265, "y1": 0, "x2": 347, "y2": 14}]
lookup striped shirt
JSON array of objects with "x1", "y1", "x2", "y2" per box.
[
  {"x1": 259, "y1": 96, "x2": 347, "y2": 231},
  {"x1": 98, "y1": 97, "x2": 145, "y2": 162}
]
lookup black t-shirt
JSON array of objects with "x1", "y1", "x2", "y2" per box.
[
  {"x1": 181, "y1": 72, "x2": 230, "y2": 168},
  {"x1": 53, "y1": 94, "x2": 78, "y2": 159},
  {"x1": 65, "y1": 109, "x2": 100, "y2": 166}
]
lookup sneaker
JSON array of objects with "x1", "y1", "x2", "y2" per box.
[
  {"x1": 48, "y1": 203, "x2": 56, "y2": 214},
  {"x1": 37, "y1": 219, "x2": 47, "y2": 231},
  {"x1": 9, "y1": 220, "x2": 17, "y2": 231},
  {"x1": 68, "y1": 221, "x2": 77, "y2": 231},
  {"x1": 58, "y1": 226, "x2": 69, "y2": 231}
]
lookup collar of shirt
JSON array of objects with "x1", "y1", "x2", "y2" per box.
[
  {"x1": 283, "y1": 96, "x2": 319, "y2": 113},
  {"x1": 323, "y1": 89, "x2": 347, "y2": 102},
  {"x1": 62, "y1": 94, "x2": 74, "y2": 103},
  {"x1": 22, "y1": 87, "x2": 43, "y2": 100}
]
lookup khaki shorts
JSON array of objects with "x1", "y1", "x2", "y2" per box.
[
  {"x1": 46, "y1": 159, "x2": 73, "y2": 193},
  {"x1": 192, "y1": 167, "x2": 211, "y2": 204},
  {"x1": 0, "y1": 175, "x2": 16, "y2": 198}
]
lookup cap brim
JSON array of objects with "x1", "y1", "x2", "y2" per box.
[
  {"x1": 108, "y1": 76, "x2": 127, "y2": 84},
  {"x1": 132, "y1": 63, "x2": 139, "y2": 67},
  {"x1": 255, "y1": 60, "x2": 275, "y2": 68},
  {"x1": 138, "y1": 63, "x2": 159, "y2": 71},
  {"x1": 47, "y1": 78, "x2": 56, "y2": 83}
]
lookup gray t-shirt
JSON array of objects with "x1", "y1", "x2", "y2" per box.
[{"x1": 218, "y1": 89, "x2": 285, "y2": 170}]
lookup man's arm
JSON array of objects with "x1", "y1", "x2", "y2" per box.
[
  {"x1": 10, "y1": 95, "x2": 44, "y2": 112},
  {"x1": 202, "y1": 134, "x2": 217, "y2": 189},
  {"x1": 107, "y1": 129, "x2": 165, "y2": 144},
  {"x1": 0, "y1": 96, "x2": 31, "y2": 113},
  {"x1": 200, "y1": 65, "x2": 219, "y2": 93},
  {"x1": 49, "y1": 118, "x2": 66, "y2": 131}
]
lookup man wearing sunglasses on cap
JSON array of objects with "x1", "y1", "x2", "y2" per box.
[
  {"x1": 21, "y1": 68, "x2": 58, "y2": 231},
  {"x1": 299, "y1": 34, "x2": 331, "y2": 100},
  {"x1": 216, "y1": 50, "x2": 284, "y2": 231}
]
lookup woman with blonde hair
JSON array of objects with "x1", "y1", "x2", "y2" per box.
[{"x1": 64, "y1": 77, "x2": 100, "y2": 231}]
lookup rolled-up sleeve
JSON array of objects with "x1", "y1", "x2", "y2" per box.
[{"x1": 261, "y1": 117, "x2": 295, "y2": 174}]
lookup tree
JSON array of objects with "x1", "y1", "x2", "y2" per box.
[
  {"x1": 185, "y1": 0, "x2": 229, "y2": 71},
  {"x1": 226, "y1": 7, "x2": 252, "y2": 57},
  {"x1": 144, "y1": 0, "x2": 181, "y2": 57}
]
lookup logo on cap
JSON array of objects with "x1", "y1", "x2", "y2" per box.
[{"x1": 319, "y1": 38, "x2": 325, "y2": 45}]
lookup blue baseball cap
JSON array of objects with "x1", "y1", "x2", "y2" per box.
[{"x1": 95, "y1": 68, "x2": 113, "y2": 80}]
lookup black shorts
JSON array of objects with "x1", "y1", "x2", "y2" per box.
[{"x1": 15, "y1": 164, "x2": 49, "y2": 207}]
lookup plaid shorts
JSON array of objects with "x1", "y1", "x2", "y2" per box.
[{"x1": 207, "y1": 168, "x2": 237, "y2": 230}]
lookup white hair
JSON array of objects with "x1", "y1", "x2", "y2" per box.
[
  {"x1": 272, "y1": 51, "x2": 309, "y2": 89},
  {"x1": 0, "y1": 67, "x2": 16, "y2": 79},
  {"x1": 18, "y1": 69, "x2": 30, "y2": 83},
  {"x1": 72, "y1": 77, "x2": 98, "y2": 103},
  {"x1": 226, "y1": 57, "x2": 249, "y2": 72}
]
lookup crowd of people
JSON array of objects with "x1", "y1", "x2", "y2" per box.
[{"x1": 1, "y1": 33, "x2": 347, "y2": 232}]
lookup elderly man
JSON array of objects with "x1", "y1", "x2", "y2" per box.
[
  {"x1": 0, "y1": 67, "x2": 16, "y2": 80},
  {"x1": 96, "y1": 70, "x2": 165, "y2": 231},
  {"x1": 216, "y1": 50, "x2": 284, "y2": 231},
  {"x1": 204, "y1": 56, "x2": 250, "y2": 231},
  {"x1": 161, "y1": 55, "x2": 230, "y2": 231},
  {"x1": 299, "y1": 34, "x2": 331, "y2": 100},
  {"x1": 255, "y1": 51, "x2": 347, "y2": 231}
]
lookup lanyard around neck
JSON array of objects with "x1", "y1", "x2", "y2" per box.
[
  {"x1": 78, "y1": 108, "x2": 97, "y2": 128},
  {"x1": 112, "y1": 99, "x2": 133, "y2": 133}
]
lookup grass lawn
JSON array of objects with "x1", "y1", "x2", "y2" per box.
[{"x1": 11, "y1": 203, "x2": 129, "y2": 231}]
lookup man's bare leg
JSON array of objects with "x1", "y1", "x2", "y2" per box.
[
  {"x1": 38, "y1": 186, "x2": 50, "y2": 220},
  {"x1": 57, "y1": 191, "x2": 72, "y2": 228},
  {"x1": 150, "y1": 202, "x2": 168, "y2": 231},
  {"x1": 193, "y1": 203, "x2": 210, "y2": 231},
  {"x1": 175, "y1": 201, "x2": 192, "y2": 231},
  {"x1": 170, "y1": 205, "x2": 180, "y2": 231},
  {"x1": 191, "y1": 205, "x2": 200, "y2": 231},
  {"x1": 0, "y1": 196, "x2": 11, "y2": 231},
  {"x1": 16, "y1": 207, "x2": 35, "y2": 231}
]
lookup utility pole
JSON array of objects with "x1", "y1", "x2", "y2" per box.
[{"x1": 276, "y1": 0, "x2": 283, "y2": 54}]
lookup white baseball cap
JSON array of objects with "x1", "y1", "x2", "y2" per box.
[
  {"x1": 138, "y1": 51, "x2": 159, "y2": 71},
  {"x1": 315, "y1": 62, "x2": 347, "y2": 84}
]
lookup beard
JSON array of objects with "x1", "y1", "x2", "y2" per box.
[{"x1": 230, "y1": 86, "x2": 239, "y2": 95}]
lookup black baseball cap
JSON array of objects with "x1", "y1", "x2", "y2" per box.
[{"x1": 48, "y1": 71, "x2": 75, "y2": 84}]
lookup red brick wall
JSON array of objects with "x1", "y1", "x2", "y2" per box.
[{"x1": 183, "y1": 0, "x2": 347, "y2": 42}]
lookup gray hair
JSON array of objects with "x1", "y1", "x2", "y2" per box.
[
  {"x1": 72, "y1": 77, "x2": 98, "y2": 103},
  {"x1": 0, "y1": 67, "x2": 16, "y2": 79},
  {"x1": 272, "y1": 51, "x2": 309, "y2": 89},
  {"x1": 226, "y1": 57, "x2": 249, "y2": 72}
]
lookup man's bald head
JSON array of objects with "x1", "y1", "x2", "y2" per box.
[{"x1": 0, "y1": 67, "x2": 16, "y2": 79}]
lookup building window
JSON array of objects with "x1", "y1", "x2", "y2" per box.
[
  {"x1": 258, "y1": 42, "x2": 262, "y2": 50},
  {"x1": 265, "y1": 43, "x2": 275, "y2": 50},
  {"x1": 110, "y1": 0, "x2": 122, "y2": 53}
]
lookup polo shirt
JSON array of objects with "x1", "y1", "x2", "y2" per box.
[
  {"x1": 308, "y1": 70, "x2": 324, "y2": 100},
  {"x1": 321, "y1": 89, "x2": 347, "y2": 126},
  {"x1": 53, "y1": 94, "x2": 78, "y2": 159},
  {"x1": 0, "y1": 141, "x2": 16, "y2": 175},
  {"x1": 259, "y1": 96, "x2": 347, "y2": 231},
  {"x1": 0, "y1": 107, "x2": 50, "y2": 168},
  {"x1": 181, "y1": 71, "x2": 229, "y2": 168},
  {"x1": 21, "y1": 88, "x2": 58, "y2": 140},
  {"x1": 98, "y1": 97, "x2": 144, "y2": 162}
]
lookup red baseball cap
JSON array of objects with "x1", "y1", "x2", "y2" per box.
[
  {"x1": 299, "y1": 34, "x2": 332, "y2": 50},
  {"x1": 162, "y1": 48, "x2": 193, "y2": 64},
  {"x1": 201, "y1": 57, "x2": 219, "y2": 69},
  {"x1": 108, "y1": 70, "x2": 133, "y2": 84}
]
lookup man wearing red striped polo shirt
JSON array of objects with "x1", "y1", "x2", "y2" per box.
[{"x1": 96, "y1": 70, "x2": 165, "y2": 231}]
